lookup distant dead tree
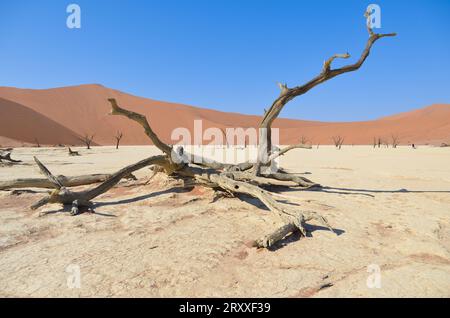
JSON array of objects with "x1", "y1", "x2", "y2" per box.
[
  {"x1": 115, "y1": 131, "x2": 123, "y2": 149},
  {"x1": 300, "y1": 135, "x2": 309, "y2": 145},
  {"x1": 79, "y1": 134, "x2": 95, "y2": 149},
  {"x1": 391, "y1": 134, "x2": 399, "y2": 148},
  {"x1": 68, "y1": 147, "x2": 80, "y2": 156},
  {"x1": 332, "y1": 136, "x2": 345, "y2": 149},
  {"x1": 219, "y1": 128, "x2": 228, "y2": 147},
  {"x1": 34, "y1": 138, "x2": 40, "y2": 148}
]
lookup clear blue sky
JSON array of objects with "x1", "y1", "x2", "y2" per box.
[{"x1": 1, "y1": 0, "x2": 449, "y2": 121}]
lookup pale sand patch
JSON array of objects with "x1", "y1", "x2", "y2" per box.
[{"x1": 0, "y1": 145, "x2": 449, "y2": 297}]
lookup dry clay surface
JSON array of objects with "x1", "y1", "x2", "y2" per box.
[{"x1": 0, "y1": 146, "x2": 449, "y2": 297}]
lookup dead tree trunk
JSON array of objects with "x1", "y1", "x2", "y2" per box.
[
  {"x1": 30, "y1": 11, "x2": 395, "y2": 248},
  {"x1": 1, "y1": 174, "x2": 111, "y2": 190},
  {"x1": 115, "y1": 131, "x2": 123, "y2": 149}
]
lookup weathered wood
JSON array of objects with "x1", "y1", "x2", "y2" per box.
[
  {"x1": 115, "y1": 131, "x2": 123, "y2": 149},
  {"x1": 30, "y1": 155, "x2": 168, "y2": 212},
  {"x1": 108, "y1": 98, "x2": 173, "y2": 157},
  {"x1": 268, "y1": 143, "x2": 312, "y2": 162},
  {"x1": 68, "y1": 147, "x2": 80, "y2": 156},
  {"x1": 0, "y1": 174, "x2": 112, "y2": 190},
  {"x1": 28, "y1": 10, "x2": 394, "y2": 249}
]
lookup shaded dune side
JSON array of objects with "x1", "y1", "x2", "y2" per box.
[{"x1": 0, "y1": 97, "x2": 82, "y2": 146}]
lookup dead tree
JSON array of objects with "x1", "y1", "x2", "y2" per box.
[
  {"x1": 391, "y1": 134, "x2": 399, "y2": 148},
  {"x1": 34, "y1": 138, "x2": 40, "y2": 148},
  {"x1": 68, "y1": 147, "x2": 80, "y2": 156},
  {"x1": 79, "y1": 134, "x2": 95, "y2": 149},
  {"x1": 332, "y1": 136, "x2": 345, "y2": 149},
  {"x1": 115, "y1": 131, "x2": 123, "y2": 149},
  {"x1": 30, "y1": 11, "x2": 395, "y2": 248}
]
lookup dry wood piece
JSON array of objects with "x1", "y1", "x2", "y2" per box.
[
  {"x1": 0, "y1": 174, "x2": 110, "y2": 190},
  {"x1": 105, "y1": 98, "x2": 332, "y2": 248},
  {"x1": 30, "y1": 11, "x2": 395, "y2": 248},
  {"x1": 68, "y1": 147, "x2": 80, "y2": 156},
  {"x1": 391, "y1": 134, "x2": 399, "y2": 148}
]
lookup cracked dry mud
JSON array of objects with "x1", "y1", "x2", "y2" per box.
[{"x1": 0, "y1": 146, "x2": 449, "y2": 297}]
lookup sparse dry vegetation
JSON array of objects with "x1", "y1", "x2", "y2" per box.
[{"x1": 391, "y1": 134, "x2": 400, "y2": 148}]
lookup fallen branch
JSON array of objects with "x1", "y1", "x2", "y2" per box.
[
  {"x1": 30, "y1": 155, "x2": 166, "y2": 213},
  {"x1": 255, "y1": 10, "x2": 396, "y2": 174},
  {"x1": 1, "y1": 174, "x2": 111, "y2": 190}
]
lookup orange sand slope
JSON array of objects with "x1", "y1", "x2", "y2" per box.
[{"x1": 0, "y1": 84, "x2": 449, "y2": 146}]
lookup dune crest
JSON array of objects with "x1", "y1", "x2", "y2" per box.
[{"x1": 0, "y1": 84, "x2": 449, "y2": 146}]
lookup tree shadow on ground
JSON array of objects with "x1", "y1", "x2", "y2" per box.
[
  {"x1": 93, "y1": 186, "x2": 191, "y2": 208},
  {"x1": 314, "y1": 186, "x2": 450, "y2": 195}
]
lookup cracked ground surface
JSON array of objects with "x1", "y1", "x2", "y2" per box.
[{"x1": 0, "y1": 146, "x2": 449, "y2": 297}]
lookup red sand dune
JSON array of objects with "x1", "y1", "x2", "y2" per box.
[{"x1": 0, "y1": 84, "x2": 449, "y2": 147}]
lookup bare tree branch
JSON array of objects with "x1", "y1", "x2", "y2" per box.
[
  {"x1": 108, "y1": 98, "x2": 172, "y2": 157},
  {"x1": 268, "y1": 143, "x2": 312, "y2": 162},
  {"x1": 256, "y1": 14, "x2": 396, "y2": 174}
]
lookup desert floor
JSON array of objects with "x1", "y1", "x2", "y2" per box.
[{"x1": 0, "y1": 145, "x2": 449, "y2": 297}]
